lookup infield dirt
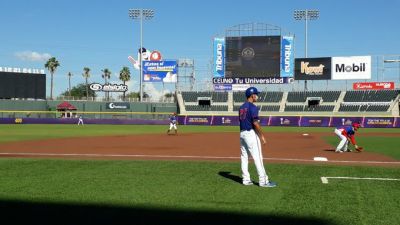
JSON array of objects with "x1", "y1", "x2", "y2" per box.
[{"x1": 0, "y1": 132, "x2": 398, "y2": 167}]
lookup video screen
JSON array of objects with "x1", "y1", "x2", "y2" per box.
[{"x1": 225, "y1": 36, "x2": 281, "y2": 78}]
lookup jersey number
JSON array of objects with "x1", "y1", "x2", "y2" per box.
[{"x1": 239, "y1": 108, "x2": 248, "y2": 121}]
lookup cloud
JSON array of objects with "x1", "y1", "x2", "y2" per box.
[
  {"x1": 14, "y1": 51, "x2": 52, "y2": 61},
  {"x1": 163, "y1": 72, "x2": 177, "y2": 83},
  {"x1": 144, "y1": 83, "x2": 170, "y2": 101}
]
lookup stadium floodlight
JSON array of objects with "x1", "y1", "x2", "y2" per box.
[
  {"x1": 129, "y1": 9, "x2": 155, "y2": 102},
  {"x1": 294, "y1": 9, "x2": 320, "y2": 91}
]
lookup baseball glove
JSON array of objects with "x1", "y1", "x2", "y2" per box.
[{"x1": 355, "y1": 146, "x2": 364, "y2": 152}]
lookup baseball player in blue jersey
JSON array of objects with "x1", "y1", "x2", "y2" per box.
[
  {"x1": 334, "y1": 122, "x2": 363, "y2": 153},
  {"x1": 167, "y1": 112, "x2": 178, "y2": 135},
  {"x1": 239, "y1": 87, "x2": 276, "y2": 188},
  {"x1": 77, "y1": 115, "x2": 84, "y2": 125}
]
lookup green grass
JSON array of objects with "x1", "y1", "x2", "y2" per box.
[
  {"x1": 0, "y1": 158, "x2": 399, "y2": 225},
  {"x1": 1, "y1": 124, "x2": 399, "y2": 143},
  {"x1": 324, "y1": 136, "x2": 400, "y2": 160}
]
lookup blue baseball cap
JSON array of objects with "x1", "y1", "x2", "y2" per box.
[{"x1": 245, "y1": 87, "x2": 259, "y2": 98}]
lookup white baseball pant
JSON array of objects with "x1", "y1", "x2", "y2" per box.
[
  {"x1": 169, "y1": 123, "x2": 177, "y2": 130},
  {"x1": 334, "y1": 128, "x2": 348, "y2": 151},
  {"x1": 240, "y1": 129, "x2": 268, "y2": 185}
]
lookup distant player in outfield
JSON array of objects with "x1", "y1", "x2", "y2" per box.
[
  {"x1": 334, "y1": 122, "x2": 363, "y2": 153},
  {"x1": 167, "y1": 112, "x2": 178, "y2": 135},
  {"x1": 239, "y1": 87, "x2": 276, "y2": 188},
  {"x1": 77, "y1": 115, "x2": 84, "y2": 126}
]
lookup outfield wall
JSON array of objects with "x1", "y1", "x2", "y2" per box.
[
  {"x1": 1, "y1": 115, "x2": 399, "y2": 128},
  {"x1": 177, "y1": 115, "x2": 400, "y2": 128}
]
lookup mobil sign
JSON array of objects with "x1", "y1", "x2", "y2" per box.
[
  {"x1": 353, "y1": 82, "x2": 395, "y2": 90},
  {"x1": 331, "y1": 56, "x2": 371, "y2": 80}
]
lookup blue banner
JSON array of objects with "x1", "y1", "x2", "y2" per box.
[
  {"x1": 142, "y1": 60, "x2": 177, "y2": 83},
  {"x1": 213, "y1": 37, "x2": 225, "y2": 78},
  {"x1": 280, "y1": 36, "x2": 294, "y2": 77},
  {"x1": 214, "y1": 84, "x2": 232, "y2": 91}
]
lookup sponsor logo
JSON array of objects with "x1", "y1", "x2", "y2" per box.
[
  {"x1": 353, "y1": 82, "x2": 394, "y2": 90},
  {"x1": 212, "y1": 77, "x2": 293, "y2": 84},
  {"x1": 241, "y1": 47, "x2": 255, "y2": 60},
  {"x1": 221, "y1": 117, "x2": 232, "y2": 124},
  {"x1": 280, "y1": 118, "x2": 291, "y2": 125},
  {"x1": 284, "y1": 43, "x2": 292, "y2": 72},
  {"x1": 336, "y1": 63, "x2": 366, "y2": 72},
  {"x1": 107, "y1": 102, "x2": 130, "y2": 109},
  {"x1": 90, "y1": 83, "x2": 128, "y2": 92},
  {"x1": 300, "y1": 61, "x2": 325, "y2": 75},
  {"x1": 216, "y1": 43, "x2": 223, "y2": 72}
]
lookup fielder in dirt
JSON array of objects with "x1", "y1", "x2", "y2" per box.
[
  {"x1": 334, "y1": 122, "x2": 363, "y2": 153},
  {"x1": 239, "y1": 87, "x2": 276, "y2": 188},
  {"x1": 167, "y1": 113, "x2": 178, "y2": 135}
]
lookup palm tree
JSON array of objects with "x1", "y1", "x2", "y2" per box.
[
  {"x1": 119, "y1": 66, "x2": 131, "y2": 101},
  {"x1": 101, "y1": 68, "x2": 111, "y2": 101},
  {"x1": 44, "y1": 57, "x2": 60, "y2": 100},
  {"x1": 82, "y1": 67, "x2": 91, "y2": 100},
  {"x1": 67, "y1": 72, "x2": 73, "y2": 97}
]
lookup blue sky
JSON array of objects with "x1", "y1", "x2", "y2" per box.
[{"x1": 1, "y1": 0, "x2": 400, "y2": 97}]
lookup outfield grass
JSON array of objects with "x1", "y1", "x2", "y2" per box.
[
  {"x1": 0, "y1": 158, "x2": 399, "y2": 225},
  {"x1": 1, "y1": 124, "x2": 399, "y2": 143},
  {"x1": 0, "y1": 125, "x2": 399, "y2": 224}
]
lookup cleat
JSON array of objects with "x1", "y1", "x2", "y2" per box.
[
  {"x1": 260, "y1": 181, "x2": 277, "y2": 188},
  {"x1": 243, "y1": 181, "x2": 253, "y2": 186}
]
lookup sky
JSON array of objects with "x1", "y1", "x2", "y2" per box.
[{"x1": 1, "y1": 0, "x2": 400, "y2": 98}]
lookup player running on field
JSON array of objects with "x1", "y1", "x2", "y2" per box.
[
  {"x1": 167, "y1": 112, "x2": 178, "y2": 135},
  {"x1": 239, "y1": 87, "x2": 276, "y2": 188},
  {"x1": 334, "y1": 122, "x2": 363, "y2": 153}
]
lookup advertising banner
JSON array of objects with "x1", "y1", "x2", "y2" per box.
[
  {"x1": 212, "y1": 77, "x2": 294, "y2": 84},
  {"x1": 90, "y1": 83, "x2": 128, "y2": 92},
  {"x1": 331, "y1": 56, "x2": 371, "y2": 80},
  {"x1": 213, "y1": 37, "x2": 225, "y2": 78},
  {"x1": 182, "y1": 116, "x2": 213, "y2": 125},
  {"x1": 214, "y1": 84, "x2": 232, "y2": 91},
  {"x1": 213, "y1": 116, "x2": 240, "y2": 126},
  {"x1": 363, "y1": 117, "x2": 395, "y2": 128},
  {"x1": 232, "y1": 84, "x2": 250, "y2": 91},
  {"x1": 268, "y1": 116, "x2": 300, "y2": 126},
  {"x1": 294, "y1": 57, "x2": 331, "y2": 80},
  {"x1": 300, "y1": 117, "x2": 331, "y2": 127},
  {"x1": 330, "y1": 117, "x2": 364, "y2": 127},
  {"x1": 353, "y1": 82, "x2": 395, "y2": 90},
  {"x1": 142, "y1": 60, "x2": 177, "y2": 83},
  {"x1": 106, "y1": 102, "x2": 130, "y2": 110},
  {"x1": 280, "y1": 36, "x2": 294, "y2": 77}
]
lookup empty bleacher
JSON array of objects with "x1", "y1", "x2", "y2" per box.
[
  {"x1": 343, "y1": 90, "x2": 398, "y2": 102},
  {"x1": 339, "y1": 104, "x2": 390, "y2": 112},
  {"x1": 284, "y1": 105, "x2": 304, "y2": 112},
  {"x1": 233, "y1": 91, "x2": 283, "y2": 103},
  {"x1": 186, "y1": 105, "x2": 228, "y2": 111},
  {"x1": 287, "y1": 91, "x2": 341, "y2": 102},
  {"x1": 182, "y1": 91, "x2": 228, "y2": 102},
  {"x1": 179, "y1": 90, "x2": 399, "y2": 114},
  {"x1": 285, "y1": 104, "x2": 334, "y2": 112}
]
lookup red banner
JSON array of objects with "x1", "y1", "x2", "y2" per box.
[{"x1": 353, "y1": 82, "x2": 395, "y2": 90}]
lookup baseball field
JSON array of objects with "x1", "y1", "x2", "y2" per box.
[{"x1": 0, "y1": 124, "x2": 399, "y2": 225}]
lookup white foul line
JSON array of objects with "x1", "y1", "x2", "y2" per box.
[
  {"x1": 0, "y1": 152, "x2": 399, "y2": 165},
  {"x1": 321, "y1": 176, "x2": 400, "y2": 184}
]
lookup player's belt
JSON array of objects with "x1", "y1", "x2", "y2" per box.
[{"x1": 240, "y1": 129, "x2": 253, "y2": 132}]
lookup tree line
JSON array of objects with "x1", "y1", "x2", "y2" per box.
[{"x1": 44, "y1": 57, "x2": 161, "y2": 101}]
